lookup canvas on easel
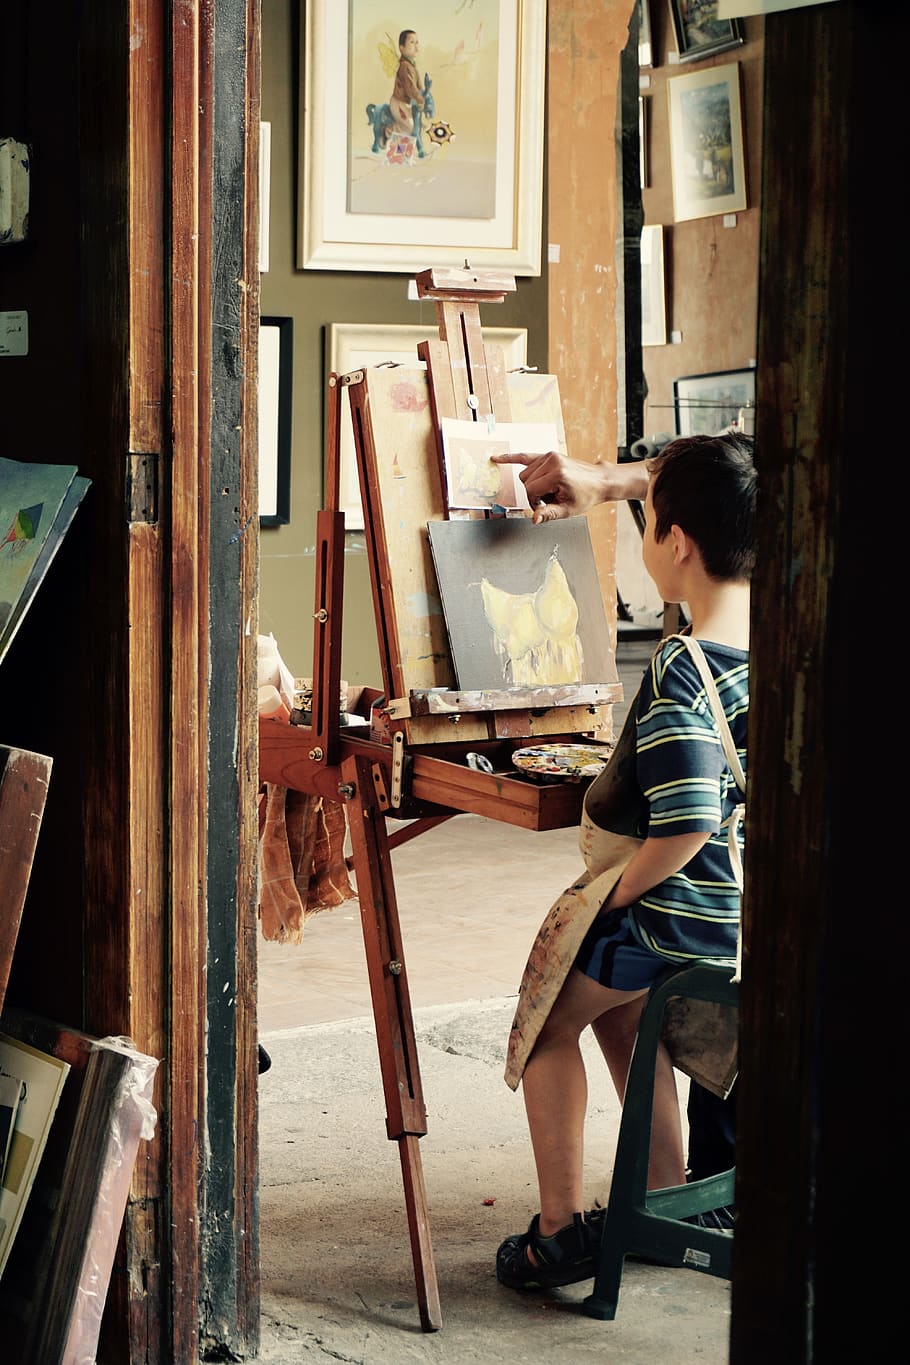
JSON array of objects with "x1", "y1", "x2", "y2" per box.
[
  {"x1": 427, "y1": 515, "x2": 614, "y2": 691},
  {"x1": 343, "y1": 364, "x2": 574, "y2": 699},
  {"x1": 344, "y1": 306, "x2": 621, "y2": 745}
]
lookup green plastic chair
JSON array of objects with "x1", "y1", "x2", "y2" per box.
[{"x1": 584, "y1": 961, "x2": 738, "y2": 1321}]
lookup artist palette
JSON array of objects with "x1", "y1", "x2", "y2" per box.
[{"x1": 511, "y1": 742, "x2": 612, "y2": 782}]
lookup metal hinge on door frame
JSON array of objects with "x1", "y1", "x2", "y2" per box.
[{"x1": 127, "y1": 452, "x2": 159, "y2": 524}]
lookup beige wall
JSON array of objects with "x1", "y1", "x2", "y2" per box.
[{"x1": 259, "y1": 1, "x2": 763, "y2": 685}]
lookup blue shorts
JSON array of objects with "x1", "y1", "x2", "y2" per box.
[{"x1": 574, "y1": 906, "x2": 670, "y2": 992}]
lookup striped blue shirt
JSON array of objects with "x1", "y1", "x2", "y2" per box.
[{"x1": 629, "y1": 637, "x2": 748, "y2": 965}]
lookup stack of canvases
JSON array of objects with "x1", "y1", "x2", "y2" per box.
[{"x1": 257, "y1": 634, "x2": 356, "y2": 942}]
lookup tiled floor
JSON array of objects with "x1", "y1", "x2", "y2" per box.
[{"x1": 257, "y1": 636, "x2": 656, "y2": 1035}]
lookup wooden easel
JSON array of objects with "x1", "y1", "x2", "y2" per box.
[{"x1": 258, "y1": 267, "x2": 623, "y2": 1332}]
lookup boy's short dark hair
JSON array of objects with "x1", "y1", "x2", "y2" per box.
[
  {"x1": 399, "y1": 30, "x2": 416, "y2": 48},
  {"x1": 646, "y1": 431, "x2": 757, "y2": 580}
]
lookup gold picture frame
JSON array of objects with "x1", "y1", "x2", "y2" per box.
[
  {"x1": 326, "y1": 322, "x2": 529, "y2": 529},
  {"x1": 299, "y1": 1, "x2": 546, "y2": 275},
  {"x1": 667, "y1": 61, "x2": 747, "y2": 223}
]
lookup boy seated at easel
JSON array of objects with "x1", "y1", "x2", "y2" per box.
[{"x1": 490, "y1": 431, "x2": 756, "y2": 1289}]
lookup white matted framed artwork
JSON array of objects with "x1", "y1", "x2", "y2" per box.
[
  {"x1": 299, "y1": 1, "x2": 546, "y2": 274},
  {"x1": 667, "y1": 61, "x2": 747, "y2": 223},
  {"x1": 326, "y1": 322, "x2": 528, "y2": 529},
  {"x1": 640, "y1": 224, "x2": 666, "y2": 347},
  {"x1": 259, "y1": 317, "x2": 293, "y2": 527}
]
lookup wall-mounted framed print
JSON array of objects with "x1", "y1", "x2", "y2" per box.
[
  {"x1": 667, "y1": 61, "x2": 747, "y2": 222},
  {"x1": 258, "y1": 317, "x2": 293, "y2": 527},
  {"x1": 673, "y1": 366, "x2": 755, "y2": 436},
  {"x1": 638, "y1": 1, "x2": 653, "y2": 67},
  {"x1": 640, "y1": 225, "x2": 666, "y2": 347},
  {"x1": 326, "y1": 322, "x2": 528, "y2": 529},
  {"x1": 669, "y1": 2, "x2": 744, "y2": 64},
  {"x1": 299, "y1": 1, "x2": 546, "y2": 275}
]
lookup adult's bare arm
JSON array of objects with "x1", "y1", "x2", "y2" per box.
[{"x1": 491, "y1": 451, "x2": 648, "y2": 523}]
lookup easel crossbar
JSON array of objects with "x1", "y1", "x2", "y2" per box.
[{"x1": 388, "y1": 682, "x2": 622, "y2": 718}]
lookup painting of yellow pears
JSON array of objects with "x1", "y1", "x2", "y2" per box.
[
  {"x1": 427, "y1": 516, "x2": 613, "y2": 691},
  {"x1": 480, "y1": 553, "x2": 584, "y2": 686}
]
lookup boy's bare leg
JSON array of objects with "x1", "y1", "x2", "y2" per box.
[
  {"x1": 591, "y1": 1001, "x2": 687, "y2": 1190},
  {"x1": 590, "y1": 995, "x2": 647, "y2": 1098},
  {"x1": 521, "y1": 970, "x2": 650, "y2": 1237}
]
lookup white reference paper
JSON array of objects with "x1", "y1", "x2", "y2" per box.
[{"x1": 440, "y1": 418, "x2": 559, "y2": 511}]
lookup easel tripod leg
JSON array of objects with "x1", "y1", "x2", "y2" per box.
[{"x1": 341, "y1": 754, "x2": 442, "y2": 1332}]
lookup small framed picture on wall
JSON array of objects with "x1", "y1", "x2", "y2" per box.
[
  {"x1": 638, "y1": 1, "x2": 653, "y2": 68},
  {"x1": 258, "y1": 317, "x2": 293, "y2": 527},
  {"x1": 673, "y1": 367, "x2": 756, "y2": 437},
  {"x1": 640, "y1": 225, "x2": 666, "y2": 347},
  {"x1": 669, "y1": 2, "x2": 744, "y2": 64}
]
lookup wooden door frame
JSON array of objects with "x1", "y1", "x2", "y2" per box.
[
  {"x1": 732, "y1": 5, "x2": 897, "y2": 1359},
  {"x1": 78, "y1": 3, "x2": 261, "y2": 1359}
]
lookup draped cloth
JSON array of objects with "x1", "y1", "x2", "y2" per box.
[
  {"x1": 258, "y1": 785, "x2": 356, "y2": 943},
  {"x1": 504, "y1": 704, "x2": 640, "y2": 1092}
]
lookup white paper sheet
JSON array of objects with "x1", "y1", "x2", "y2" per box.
[{"x1": 440, "y1": 418, "x2": 558, "y2": 511}]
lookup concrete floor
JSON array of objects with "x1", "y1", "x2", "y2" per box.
[{"x1": 256, "y1": 636, "x2": 732, "y2": 1362}]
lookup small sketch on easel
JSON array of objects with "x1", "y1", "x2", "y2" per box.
[
  {"x1": 440, "y1": 417, "x2": 557, "y2": 512},
  {"x1": 427, "y1": 516, "x2": 613, "y2": 690},
  {"x1": 440, "y1": 420, "x2": 523, "y2": 510}
]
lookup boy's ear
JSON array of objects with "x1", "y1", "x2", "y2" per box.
[{"x1": 670, "y1": 523, "x2": 690, "y2": 563}]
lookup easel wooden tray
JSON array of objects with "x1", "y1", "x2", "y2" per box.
[{"x1": 258, "y1": 719, "x2": 596, "y2": 832}]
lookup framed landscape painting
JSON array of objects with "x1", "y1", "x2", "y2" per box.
[
  {"x1": 667, "y1": 61, "x2": 747, "y2": 222},
  {"x1": 299, "y1": 0, "x2": 546, "y2": 274}
]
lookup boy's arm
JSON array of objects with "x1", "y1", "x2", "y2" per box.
[
  {"x1": 601, "y1": 832, "x2": 712, "y2": 913},
  {"x1": 491, "y1": 451, "x2": 648, "y2": 523}
]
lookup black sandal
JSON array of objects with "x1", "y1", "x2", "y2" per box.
[{"x1": 496, "y1": 1212, "x2": 596, "y2": 1290}]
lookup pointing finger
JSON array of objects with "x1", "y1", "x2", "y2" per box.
[{"x1": 532, "y1": 502, "x2": 568, "y2": 524}]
